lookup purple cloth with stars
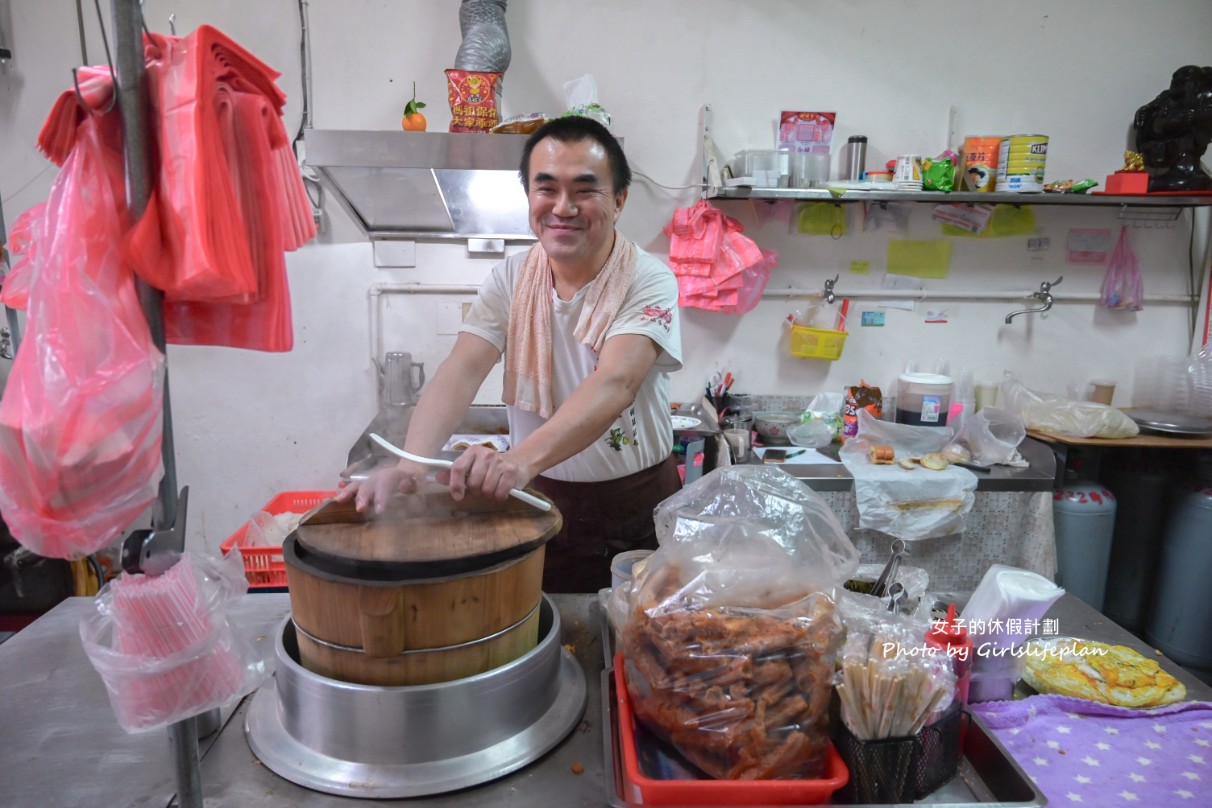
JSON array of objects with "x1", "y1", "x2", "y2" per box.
[{"x1": 971, "y1": 695, "x2": 1212, "y2": 805}]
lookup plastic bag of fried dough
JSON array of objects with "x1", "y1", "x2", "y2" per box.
[{"x1": 617, "y1": 465, "x2": 859, "y2": 779}]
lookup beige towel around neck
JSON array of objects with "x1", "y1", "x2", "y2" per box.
[{"x1": 503, "y1": 236, "x2": 638, "y2": 418}]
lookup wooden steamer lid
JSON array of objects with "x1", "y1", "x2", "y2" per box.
[{"x1": 286, "y1": 481, "x2": 562, "y2": 583}]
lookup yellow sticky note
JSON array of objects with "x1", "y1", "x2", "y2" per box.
[
  {"x1": 849, "y1": 260, "x2": 870, "y2": 275},
  {"x1": 796, "y1": 203, "x2": 846, "y2": 236},
  {"x1": 942, "y1": 204, "x2": 1036, "y2": 238},
  {"x1": 887, "y1": 240, "x2": 952, "y2": 279}
]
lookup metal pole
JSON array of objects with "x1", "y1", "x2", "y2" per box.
[
  {"x1": 0, "y1": 183, "x2": 20, "y2": 358},
  {"x1": 109, "y1": 2, "x2": 198, "y2": 807},
  {"x1": 110, "y1": 0, "x2": 178, "y2": 529}
]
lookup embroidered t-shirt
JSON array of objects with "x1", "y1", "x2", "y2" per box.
[{"x1": 460, "y1": 245, "x2": 682, "y2": 482}]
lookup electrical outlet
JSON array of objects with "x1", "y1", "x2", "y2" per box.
[{"x1": 1027, "y1": 237, "x2": 1050, "y2": 252}]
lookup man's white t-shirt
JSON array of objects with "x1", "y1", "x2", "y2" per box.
[{"x1": 460, "y1": 245, "x2": 682, "y2": 483}]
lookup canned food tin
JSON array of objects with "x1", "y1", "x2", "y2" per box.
[{"x1": 996, "y1": 134, "x2": 1049, "y2": 192}]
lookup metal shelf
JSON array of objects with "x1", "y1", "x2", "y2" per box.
[{"x1": 705, "y1": 186, "x2": 1212, "y2": 208}]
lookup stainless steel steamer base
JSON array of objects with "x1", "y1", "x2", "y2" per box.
[{"x1": 245, "y1": 595, "x2": 587, "y2": 798}]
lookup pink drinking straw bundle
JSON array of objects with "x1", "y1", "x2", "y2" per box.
[{"x1": 81, "y1": 552, "x2": 265, "y2": 733}]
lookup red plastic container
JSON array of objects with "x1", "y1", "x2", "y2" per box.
[
  {"x1": 220, "y1": 490, "x2": 335, "y2": 589},
  {"x1": 613, "y1": 658, "x2": 848, "y2": 806}
]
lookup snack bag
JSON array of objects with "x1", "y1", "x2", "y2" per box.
[
  {"x1": 446, "y1": 69, "x2": 501, "y2": 132},
  {"x1": 922, "y1": 151, "x2": 957, "y2": 192},
  {"x1": 842, "y1": 382, "x2": 883, "y2": 440}
]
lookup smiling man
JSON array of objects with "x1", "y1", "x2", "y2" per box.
[{"x1": 338, "y1": 117, "x2": 683, "y2": 592}]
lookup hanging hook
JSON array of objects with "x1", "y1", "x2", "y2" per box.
[
  {"x1": 824, "y1": 274, "x2": 839, "y2": 304},
  {"x1": 71, "y1": 66, "x2": 118, "y2": 114},
  {"x1": 72, "y1": 0, "x2": 118, "y2": 113}
]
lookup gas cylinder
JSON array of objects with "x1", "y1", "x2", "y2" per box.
[
  {"x1": 1100, "y1": 458, "x2": 1175, "y2": 633},
  {"x1": 1052, "y1": 465, "x2": 1117, "y2": 611},
  {"x1": 1146, "y1": 476, "x2": 1212, "y2": 680}
]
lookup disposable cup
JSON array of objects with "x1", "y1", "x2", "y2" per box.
[
  {"x1": 1090, "y1": 379, "x2": 1116, "y2": 405},
  {"x1": 974, "y1": 381, "x2": 999, "y2": 412}
]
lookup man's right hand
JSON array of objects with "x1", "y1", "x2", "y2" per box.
[{"x1": 334, "y1": 461, "x2": 430, "y2": 514}]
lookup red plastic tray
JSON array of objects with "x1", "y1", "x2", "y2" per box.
[
  {"x1": 613, "y1": 657, "x2": 848, "y2": 806},
  {"x1": 220, "y1": 490, "x2": 336, "y2": 588}
]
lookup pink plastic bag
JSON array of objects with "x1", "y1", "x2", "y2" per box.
[
  {"x1": 79, "y1": 551, "x2": 268, "y2": 733},
  {"x1": 0, "y1": 115, "x2": 165, "y2": 559},
  {"x1": 666, "y1": 203, "x2": 776, "y2": 313},
  {"x1": 1100, "y1": 225, "x2": 1144, "y2": 311}
]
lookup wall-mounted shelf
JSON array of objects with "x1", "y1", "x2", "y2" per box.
[
  {"x1": 698, "y1": 104, "x2": 1212, "y2": 211},
  {"x1": 705, "y1": 186, "x2": 1212, "y2": 209}
]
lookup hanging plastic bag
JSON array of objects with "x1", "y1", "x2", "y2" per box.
[
  {"x1": 1100, "y1": 225, "x2": 1144, "y2": 311},
  {"x1": 665, "y1": 203, "x2": 776, "y2": 314},
  {"x1": 0, "y1": 115, "x2": 165, "y2": 559},
  {"x1": 80, "y1": 551, "x2": 269, "y2": 733}
]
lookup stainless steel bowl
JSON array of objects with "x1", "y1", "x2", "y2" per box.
[{"x1": 244, "y1": 594, "x2": 586, "y2": 798}]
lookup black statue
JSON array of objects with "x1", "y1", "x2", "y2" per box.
[{"x1": 1133, "y1": 65, "x2": 1212, "y2": 192}]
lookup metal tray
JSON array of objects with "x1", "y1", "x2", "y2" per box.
[
  {"x1": 596, "y1": 591, "x2": 1046, "y2": 808},
  {"x1": 1126, "y1": 408, "x2": 1212, "y2": 437}
]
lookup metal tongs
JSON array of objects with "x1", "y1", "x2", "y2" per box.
[
  {"x1": 871, "y1": 538, "x2": 907, "y2": 598},
  {"x1": 369, "y1": 433, "x2": 552, "y2": 512}
]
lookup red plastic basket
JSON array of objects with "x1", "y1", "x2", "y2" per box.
[
  {"x1": 614, "y1": 656, "x2": 848, "y2": 806},
  {"x1": 220, "y1": 490, "x2": 336, "y2": 589}
]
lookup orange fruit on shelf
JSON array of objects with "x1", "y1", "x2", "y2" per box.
[{"x1": 402, "y1": 81, "x2": 427, "y2": 132}]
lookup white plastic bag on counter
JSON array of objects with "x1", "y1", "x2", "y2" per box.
[
  {"x1": 948, "y1": 406, "x2": 1026, "y2": 465},
  {"x1": 839, "y1": 410, "x2": 976, "y2": 541},
  {"x1": 998, "y1": 372, "x2": 1138, "y2": 439},
  {"x1": 79, "y1": 550, "x2": 268, "y2": 733}
]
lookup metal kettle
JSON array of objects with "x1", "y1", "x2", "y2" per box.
[{"x1": 380, "y1": 352, "x2": 425, "y2": 408}]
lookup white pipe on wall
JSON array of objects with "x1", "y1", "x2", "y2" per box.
[
  {"x1": 759, "y1": 288, "x2": 1195, "y2": 303},
  {"x1": 366, "y1": 281, "x2": 1196, "y2": 365}
]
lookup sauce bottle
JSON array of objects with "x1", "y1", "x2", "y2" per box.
[{"x1": 926, "y1": 602, "x2": 972, "y2": 707}]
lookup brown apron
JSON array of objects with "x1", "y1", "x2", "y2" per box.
[{"x1": 529, "y1": 455, "x2": 680, "y2": 593}]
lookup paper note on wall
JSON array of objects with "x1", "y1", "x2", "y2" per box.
[
  {"x1": 887, "y1": 240, "x2": 952, "y2": 279},
  {"x1": 796, "y1": 203, "x2": 846, "y2": 236},
  {"x1": 879, "y1": 273, "x2": 922, "y2": 310},
  {"x1": 941, "y1": 204, "x2": 1036, "y2": 238},
  {"x1": 1066, "y1": 227, "x2": 1113, "y2": 264}
]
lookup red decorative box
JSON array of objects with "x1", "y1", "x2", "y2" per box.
[{"x1": 1105, "y1": 171, "x2": 1149, "y2": 194}]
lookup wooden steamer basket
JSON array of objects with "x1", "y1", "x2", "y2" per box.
[{"x1": 283, "y1": 483, "x2": 560, "y2": 686}]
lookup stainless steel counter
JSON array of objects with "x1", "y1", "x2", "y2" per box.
[
  {"x1": 1, "y1": 592, "x2": 1205, "y2": 807},
  {"x1": 725, "y1": 438, "x2": 1056, "y2": 493}
]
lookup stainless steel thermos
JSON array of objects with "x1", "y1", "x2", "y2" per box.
[{"x1": 847, "y1": 135, "x2": 868, "y2": 181}]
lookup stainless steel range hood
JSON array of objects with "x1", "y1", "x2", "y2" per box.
[{"x1": 303, "y1": 129, "x2": 535, "y2": 241}]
